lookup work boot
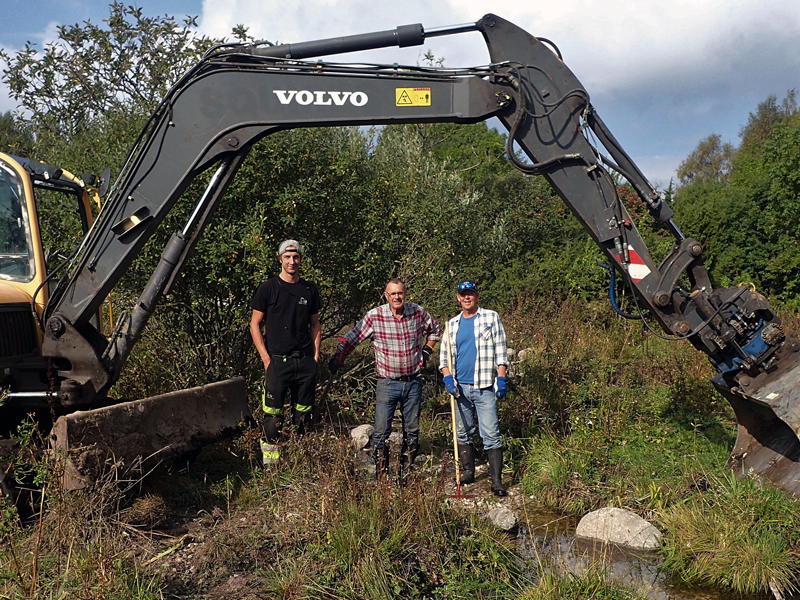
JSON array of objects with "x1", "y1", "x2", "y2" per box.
[
  {"x1": 374, "y1": 446, "x2": 390, "y2": 478},
  {"x1": 260, "y1": 439, "x2": 280, "y2": 466},
  {"x1": 458, "y1": 444, "x2": 475, "y2": 484},
  {"x1": 487, "y1": 448, "x2": 508, "y2": 497}
]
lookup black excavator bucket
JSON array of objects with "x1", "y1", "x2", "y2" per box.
[{"x1": 714, "y1": 341, "x2": 800, "y2": 496}]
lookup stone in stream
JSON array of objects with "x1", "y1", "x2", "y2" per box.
[
  {"x1": 575, "y1": 507, "x2": 662, "y2": 550},
  {"x1": 487, "y1": 506, "x2": 518, "y2": 531}
]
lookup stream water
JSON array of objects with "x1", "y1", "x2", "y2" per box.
[{"x1": 513, "y1": 501, "x2": 763, "y2": 600}]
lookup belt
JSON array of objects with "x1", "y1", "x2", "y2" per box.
[
  {"x1": 272, "y1": 351, "x2": 307, "y2": 360},
  {"x1": 387, "y1": 372, "x2": 418, "y2": 382}
]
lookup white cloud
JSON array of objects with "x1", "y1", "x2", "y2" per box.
[
  {"x1": 195, "y1": 0, "x2": 800, "y2": 183},
  {"x1": 2, "y1": 0, "x2": 798, "y2": 184}
]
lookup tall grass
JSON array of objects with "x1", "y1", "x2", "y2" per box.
[
  {"x1": 658, "y1": 472, "x2": 800, "y2": 596},
  {"x1": 520, "y1": 566, "x2": 651, "y2": 600},
  {"x1": 4, "y1": 296, "x2": 800, "y2": 597},
  {"x1": 505, "y1": 297, "x2": 800, "y2": 596}
]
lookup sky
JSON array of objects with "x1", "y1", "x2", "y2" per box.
[{"x1": 1, "y1": 0, "x2": 799, "y2": 188}]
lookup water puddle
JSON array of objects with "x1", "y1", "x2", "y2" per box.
[{"x1": 513, "y1": 501, "x2": 761, "y2": 600}]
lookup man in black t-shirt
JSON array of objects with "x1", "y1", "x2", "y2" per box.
[{"x1": 249, "y1": 239, "x2": 321, "y2": 464}]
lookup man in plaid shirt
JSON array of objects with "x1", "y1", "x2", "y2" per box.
[
  {"x1": 439, "y1": 280, "x2": 509, "y2": 496},
  {"x1": 331, "y1": 278, "x2": 440, "y2": 478}
]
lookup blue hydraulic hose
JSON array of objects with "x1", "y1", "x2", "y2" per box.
[{"x1": 598, "y1": 262, "x2": 639, "y2": 319}]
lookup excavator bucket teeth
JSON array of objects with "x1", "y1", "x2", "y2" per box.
[
  {"x1": 714, "y1": 349, "x2": 800, "y2": 497},
  {"x1": 51, "y1": 377, "x2": 252, "y2": 490}
]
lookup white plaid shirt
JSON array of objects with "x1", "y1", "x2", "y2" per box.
[{"x1": 439, "y1": 308, "x2": 507, "y2": 389}]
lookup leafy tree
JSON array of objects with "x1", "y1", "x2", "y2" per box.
[
  {"x1": 0, "y1": 112, "x2": 34, "y2": 157},
  {"x1": 677, "y1": 134, "x2": 734, "y2": 185},
  {"x1": 2, "y1": 2, "x2": 216, "y2": 137},
  {"x1": 739, "y1": 90, "x2": 797, "y2": 152}
]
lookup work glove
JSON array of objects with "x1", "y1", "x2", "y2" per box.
[
  {"x1": 495, "y1": 376, "x2": 507, "y2": 399},
  {"x1": 422, "y1": 345, "x2": 433, "y2": 365},
  {"x1": 443, "y1": 374, "x2": 460, "y2": 397},
  {"x1": 328, "y1": 354, "x2": 342, "y2": 374}
]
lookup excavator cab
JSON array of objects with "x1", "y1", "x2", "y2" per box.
[{"x1": 0, "y1": 152, "x2": 102, "y2": 407}]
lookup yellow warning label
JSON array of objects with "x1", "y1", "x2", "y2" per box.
[{"x1": 396, "y1": 87, "x2": 432, "y2": 106}]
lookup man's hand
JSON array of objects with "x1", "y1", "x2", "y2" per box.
[
  {"x1": 495, "y1": 376, "x2": 507, "y2": 399},
  {"x1": 443, "y1": 374, "x2": 460, "y2": 397},
  {"x1": 422, "y1": 345, "x2": 433, "y2": 365},
  {"x1": 328, "y1": 355, "x2": 341, "y2": 374}
]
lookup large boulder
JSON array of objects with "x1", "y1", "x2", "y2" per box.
[{"x1": 576, "y1": 507, "x2": 662, "y2": 551}]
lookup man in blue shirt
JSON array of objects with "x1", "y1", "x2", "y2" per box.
[{"x1": 439, "y1": 280, "x2": 509, "y2": 496}]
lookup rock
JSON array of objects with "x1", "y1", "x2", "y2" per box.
[
  {"x1": 516, "y1": 348, "x2": 532, "y2": 361},
  {"x1": 575, "y1": 507, "x2": 662, "y2": 550},
  {"x1": 388, "y1": 432, "x2": 403, "y2": 447},
  {"x1": 350, "y1": 424, "x2": 374, "y2": 450},
  {"x1": 487, "y1": 506, "x2": 517, "y2": 531}
]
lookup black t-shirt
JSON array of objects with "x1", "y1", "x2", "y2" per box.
[{"x1": 250, "y1": 277, "x2": 320, "y2": 355}]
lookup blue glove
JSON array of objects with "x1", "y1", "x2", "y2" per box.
[
  {"x1": 495, "y1": 376, "x2": 507, "y2": 399},
  {"x1": 443, "y1": 374, "x2": 460, "y2": 397}
]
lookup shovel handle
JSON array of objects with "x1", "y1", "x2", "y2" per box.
[{"x1": 445, "y1": 321, "x2": 461, "y2": 485}]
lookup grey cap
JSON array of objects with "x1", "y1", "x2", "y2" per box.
[{"x1": 277, "y1": 239, "x2": 303, "y2": 256}]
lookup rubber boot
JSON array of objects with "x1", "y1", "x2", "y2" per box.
[
  {"x1": 374, "y1": 446, "x2": 390, "y2": 478},
  {"x1": 398, "y1": 444, "x2": 420, "y2": 486},
  {"x1": 408, "y1": 445, "x2": 420, "y2": 471},
  {"x1": 487, "y1": 448, "x2": 508, "y2": 497},
  {"x1": 458, "y1": 444, "x2": 475, "y2": 484}
]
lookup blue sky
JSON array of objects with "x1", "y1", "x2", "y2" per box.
[{"x1": 1, "y1": 0, "x2": 799, "y2": 188}]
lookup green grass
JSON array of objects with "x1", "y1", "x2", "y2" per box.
[
  {"x1": 519, "y1": 567, "x2": 651, "y2": 600},
  {"x1": 4, "y1": 297, "x2": 800, "y2": 598},
  {"x1": 658, "y1": 472, "x2": 800, "y2": 596}
]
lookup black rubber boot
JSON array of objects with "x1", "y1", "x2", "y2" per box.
[
  {"x1": 374, "y1": 446, "x2": 390, "y2": 478},
  {"x1": 487, "y1": 448, "x2": 508, "y2": 497},
  {"x1": 408, "y1": 445, "x2": 419, "y2": 471},
  {"x1": 458, "y1": 444, "x2": 475, "y2": 484}
]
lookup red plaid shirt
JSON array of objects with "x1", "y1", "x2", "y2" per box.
[{"x1": 338, "y1": 303, "x2": 441, "y2": 379}]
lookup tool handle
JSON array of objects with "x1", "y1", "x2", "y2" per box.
[{"x1": 445, "y1": 321, "x2": 461, "y2": 485}]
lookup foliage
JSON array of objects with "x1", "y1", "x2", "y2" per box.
[
  {"x1": 519, "y1": 567, "x2": 650, "y2": 600},
  {"x1": 739, "y1": 90, "x2": 798, "y2": 151},
  {"x1": 2, "y1": 1, "x2": 216, "y2": 137},
  {"x1": 673, "y1": 92, "x2": 800, "y2": 308},
  {"x1": 676, "y1": 133, "x2": 734, "y2": 185},
  {"x1": 0, "y1": 112, "x2": 34, "y2": 157}
]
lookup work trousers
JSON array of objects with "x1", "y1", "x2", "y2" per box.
[{"x1": 262, "y1": 354, "x2": 317, "y2": 442}]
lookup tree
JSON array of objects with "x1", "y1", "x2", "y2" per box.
[
  {"x1": 739, "y1": 90, "x2": 798, "y2": 152},
  {"x1": 677, "y1": 134, "x2": 734, "y2": 185},
  {"x1": 0, "y1": 112, "x2": 34, "y2": 157},
  {"x1": 2, "y1": 1, "x2": 216, "y2": 137}
]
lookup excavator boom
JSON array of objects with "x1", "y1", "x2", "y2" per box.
[{"x1": 3, "y1": 14, "x2": 800, "y2": 496}]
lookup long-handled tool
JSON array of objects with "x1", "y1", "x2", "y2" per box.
[{"x1": 445, "y1": 321, "x2": 474, "y2": 499}]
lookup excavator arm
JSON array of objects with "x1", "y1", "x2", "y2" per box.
[{"x1": 37, "y1": 14, "x2": 800, "y2": 495}]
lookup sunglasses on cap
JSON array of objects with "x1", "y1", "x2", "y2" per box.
[{"x1": 457, "y1": 281, "x2": 478, "y2": 293}]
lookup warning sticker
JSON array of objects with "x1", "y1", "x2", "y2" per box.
[
  {"x1": 616, "y1": 244, "x2": 651, "y2": 283},
  {"x1": 396, "y1": 87, "x2": 432, "y2": 106}
]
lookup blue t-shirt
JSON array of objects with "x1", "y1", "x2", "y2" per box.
[{"x1": 455, "y1": 314, "x2": 477, "y2": 384}]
